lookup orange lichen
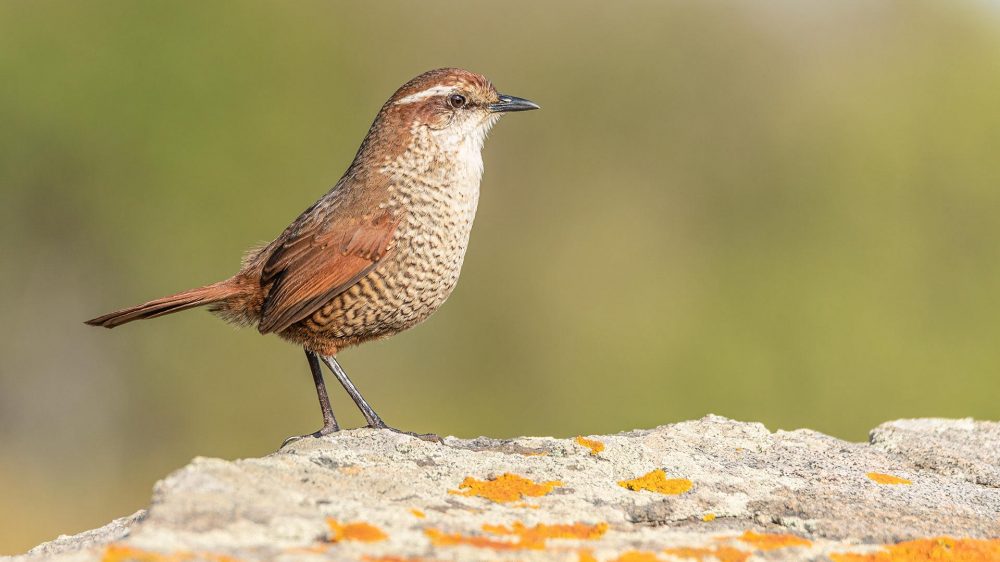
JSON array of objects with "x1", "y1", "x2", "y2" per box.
[
  {"x1": 101, "y1": 546, "x2": 241, "y2": 562},
  {"x1": 426, "y1": 528, "x2": 521, "y2": 550},
  {"x1": 578, "y1": 549, "x2": 600, "y2": 562},
  {"x1": 512, "y1": 501, "x2": 541, "y2": 509},
  {"x1": 610, "y1": 551, "x2": 666, "y2": 562},
  {"x1": 326, "y1": 518, "x2": 388, "y2": 543},
  {"x1": 618, "y1": 469, "x2": 693, "y2": 495},
  {"x1": 483, "y1": 521, "x2": 609, "y2": 548},
  {"x1": 737, "y1": 530, "x2": 811, "y2": 550},
  {"x1": 575, "y1": 435, "x2": 606, "y2": 455},
  {"x1": 663, "y1": 546, "x2": 750, "y2": 562},
  {"x1": 426, "y1": 521, "x2": 607, "y2": 551},
  {"x1": 701, "y1": 513, "x2": 716, "y2": 522},
  {"x1": 867, "y1": 472, "x2": 912, "y2": 485},
  {"x1": 410, "y1": 508, "x2": 426, "y2": 519},
  {"x1": 103, "y1": 547, "x2": 166, "y2": 562},
  {"x1": 450, "y1": 473, "x2": 563, "y2": 503},
  {"x1": 829, "y1": 537, "x2": 1000, "y2": 562}
]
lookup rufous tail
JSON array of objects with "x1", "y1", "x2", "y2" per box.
[{"x1": 85, "y1": 279, "x2": 240, "y2": 328}]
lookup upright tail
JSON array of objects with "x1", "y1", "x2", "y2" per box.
[{"x1": 85, "y1": 279, "x2": 242, "y2": 329}]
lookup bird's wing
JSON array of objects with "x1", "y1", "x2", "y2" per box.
[{"x1": 257, "y1": 206, "x2": 401, "y2": 334}]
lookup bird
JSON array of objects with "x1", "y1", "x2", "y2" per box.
[{"x1": 85, "y1": 68, "x2": 539, "y2": 443}]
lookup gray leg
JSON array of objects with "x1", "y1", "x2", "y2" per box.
[
  {"x1": 319, "y1": 355, "x2": 386, "y2": 428},
  {"x1": 307, "y1": 349, "x2": 341, "y2": 433},
  {"x1": 280, "y1": 349, "x2": 340, "y2": 448},
  {"x1": 318, "y1": 355, "x2": 442, "y2": 442}
]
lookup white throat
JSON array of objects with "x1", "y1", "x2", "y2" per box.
[{"x1": 434, "y1": 113, "x2": 500, "y2": 185}]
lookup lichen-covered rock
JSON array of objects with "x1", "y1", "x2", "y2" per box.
[{"x1": 9, "y1": 415, "x2": 1000, "y2": 562}]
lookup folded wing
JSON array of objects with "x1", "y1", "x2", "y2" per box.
[{"x1": 257, "y1": 210, "x2": 401, "y2": 334}]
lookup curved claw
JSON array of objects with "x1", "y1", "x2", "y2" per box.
[{"x1": 279, "y1": 425, "x2": 339, "y2": 449}]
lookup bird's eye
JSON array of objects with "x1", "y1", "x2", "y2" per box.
[{"x1": 448, "y1": 94, "x2": 467, "y2": 109}]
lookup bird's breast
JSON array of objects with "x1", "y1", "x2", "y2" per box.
[
  {"x1": 380, "y1": 131, "x2": 485, "y2": 290},
  {"x1": 306, "y1": 138, "x2": 485, "y2": 340},
  {"x1": 298, "y1": 118, "x2": 492, "y2": 344},
  {"x1": 384, "y1": 168, "x2": 482, "y2": 302}
]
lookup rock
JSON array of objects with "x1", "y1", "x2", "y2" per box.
[{"x1": 8, "y1": 415, "x2": 1000, "y2": 562}]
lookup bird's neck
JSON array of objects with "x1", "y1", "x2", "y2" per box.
[{"x1": 376, "y1": 125, "x2": 485, "y2": 195}]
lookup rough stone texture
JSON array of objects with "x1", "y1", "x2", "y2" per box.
[
  {"x1": 23, "y1": 513, "x2": 147, "y2": 560},
  {"x1": 8, "y1": 415, "x2": 1000, "y2": 562}
]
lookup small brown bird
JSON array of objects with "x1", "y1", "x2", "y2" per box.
[{"x1": 86, "y1": 68, "x2": 538, "y2": 442}]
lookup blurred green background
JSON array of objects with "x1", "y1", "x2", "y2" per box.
[{"x1": 2, "y1": 0, "x2": 999, "y2": 553}]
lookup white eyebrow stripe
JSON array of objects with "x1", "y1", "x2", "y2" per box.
[{"x1": 394, "y1": 85, "x2": 453, "y2": 105}]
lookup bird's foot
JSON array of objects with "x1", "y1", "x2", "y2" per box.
[
  {"x1": 279, "y1": 423, "x2": 339, "y2": 449},
  {"x1": 367, "y1": 422, "x2": 442, "y2": 443}
]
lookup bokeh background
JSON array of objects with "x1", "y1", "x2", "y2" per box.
[{"x1": 2, "y1": 0, "x2": 999, "y2": 553}]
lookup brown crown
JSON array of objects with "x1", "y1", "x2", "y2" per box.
[{"x1": 388, "y1": 68, "x2": 496, "y2": 104}]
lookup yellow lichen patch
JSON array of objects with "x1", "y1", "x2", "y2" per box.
[
  {"x1": 737, "y1": 530, "x2": 811, "y2": 550},
  {"x1": 450, "y1": 473, "x2": 563, "y2": 503},
  {"x1": 103, "y1": 546, "x2": 165, "y2": 562},
  {"x1": 101, "y1": 546, "x2": 242, "y2": 562},
  {"x1": 512, "y1": 501, "x2": 541, "y2": 509},
  {"x1": 701, "y1": 513, "x2": 716, "y2": 522},
  {"x1": 618, "y1": 469, "x2": 693, "y2": 495},
  {"x1": 829, "y1": 537, "x2": 1000, "y2": 562},
  {"x1": 867, "y1": 472, "x2": 912, "y2": 485},
  {"x1": 326, "y1": 518, "x2": 388, "y2": 543},
  {"x1": 482, "y1": 521, "x2": 609, "y2": 549},
  {"x1": 610, "y1": 551, "x2": 666, "y2": 562},
  {"x1": 575, "y1": 435, "x2": 606, "y2": 455},
  {"x1": 410, "y1": 508, "x2": 426, "y2": 519},
  {"x1": 426, "y1": 521, "x2": 607, "y2": 551},
  {"x1": 663, "y1": 546, "x2": 750, "y2": 562},
  {"x1": 426, "y1": 528, "x2": 520, "y2": 550},
  {"x1": 578, "y1": 549, "x2": 599, "y2": 562}
]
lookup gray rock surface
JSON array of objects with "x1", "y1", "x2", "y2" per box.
[{"x1": 9, "y1": 415, "x2": 1000, "y2": 561}]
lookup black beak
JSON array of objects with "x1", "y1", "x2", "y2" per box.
[{"x1": 488, "y1": 94, "x2": 540, "y2": 113}]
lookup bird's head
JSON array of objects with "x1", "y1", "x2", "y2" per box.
[{"x1": 355, "y1": 68, "x2": 538, "y2": 169}]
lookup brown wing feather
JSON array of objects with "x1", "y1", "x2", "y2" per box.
[{"x1": 257, "y1": 212, "x2": 400, "y2": 334}]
